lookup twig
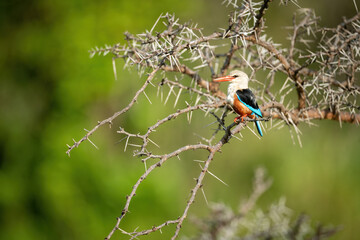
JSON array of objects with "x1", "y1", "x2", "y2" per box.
[{"x1": 66, "y1": 67, "x2": 160, "y2": 156}]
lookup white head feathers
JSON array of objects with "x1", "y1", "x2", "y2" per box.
[{"x1": 227, "y1": 70, "x2": 249, "y2": 89}]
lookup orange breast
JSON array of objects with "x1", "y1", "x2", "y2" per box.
[{"x1": 232, "y1": 93, "x2": 254, "y2": 119}]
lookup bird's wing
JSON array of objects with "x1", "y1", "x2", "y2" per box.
[{"x1": 236, "y1": 89, "x2": 262, "y2": 117}]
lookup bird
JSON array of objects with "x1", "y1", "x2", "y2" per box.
[{"x1": 214, "y1": 70, "x2": 263, "y2": 137}]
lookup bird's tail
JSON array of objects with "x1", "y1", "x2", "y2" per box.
[{"x1": 255, "y1": 118, "x2": 263, "y2": 137}]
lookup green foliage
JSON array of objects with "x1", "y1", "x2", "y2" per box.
[{"x1": 0, "y1": 0, "x2": 359, "y2": 239}]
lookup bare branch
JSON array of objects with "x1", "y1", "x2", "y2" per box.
[
  {"x1": 66, "y1": 67, "x2": 160, "y2": 156},
  {"x1": 69, "y1": 1, "x2": 359, "y2": 239}
]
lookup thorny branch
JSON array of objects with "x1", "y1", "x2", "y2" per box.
[
  {"x1": 67, "y1": 0, "x2": 359, "y2": 239},
  {"x1": 190, "y1": 168, "x2": 339, "y2": 240},
  {"x1": 66, "y1": 67, "x2": 161, "y2": 156}
]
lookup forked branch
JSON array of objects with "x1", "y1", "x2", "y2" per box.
[{"x1": 67, "y1": 0, "x2": 359, "y2": 239}]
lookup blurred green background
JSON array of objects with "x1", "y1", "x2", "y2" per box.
[{"x1": 1, "y1": 0, "x2": 359, "y2": 239}]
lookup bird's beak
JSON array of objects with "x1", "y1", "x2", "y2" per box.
[{"x1": 213, "y1": 75, "x2": 234, "y2": 82}]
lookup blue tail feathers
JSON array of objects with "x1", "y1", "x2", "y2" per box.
[{"x1": 255, "y1": 119, "x2": 263, "y2": 137}]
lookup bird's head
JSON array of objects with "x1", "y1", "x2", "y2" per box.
[{"x1": 214, "y1": 70, "x2": 249, "y2": 89}]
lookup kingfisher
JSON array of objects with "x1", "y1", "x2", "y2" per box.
[{"x1": 214, "y1": 70, "x2": 263, "y2": 137}]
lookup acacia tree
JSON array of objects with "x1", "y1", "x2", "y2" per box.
[{"x1": 67, "y1": 0, "x2": 359, "y2": 239}]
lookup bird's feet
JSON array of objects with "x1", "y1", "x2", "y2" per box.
[
  {"x1": 234, "y1": 116, "x2": 246, "y2": 123},
  {"x1": 234, "y1": 115, "x2": 250, "y2": 123}
]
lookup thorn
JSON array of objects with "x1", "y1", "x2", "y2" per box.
[
  {"x1": 112, "y1": 57, "x2": 118, "y2": 81},
  {"x1": 88, "y1": 137, "x2": 99, "y2": 150}
]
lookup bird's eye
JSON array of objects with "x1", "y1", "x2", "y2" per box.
[{"x1": 233, "y1": 75, "x2": 238, "y2": 78}]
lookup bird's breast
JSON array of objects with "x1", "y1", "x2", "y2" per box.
[
  {"x1": 226, "y1": 94, "x2": 234, "y2": 105},
  {"x1": 227, "y1": 85, "x2": 238, "y2": 105}
]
